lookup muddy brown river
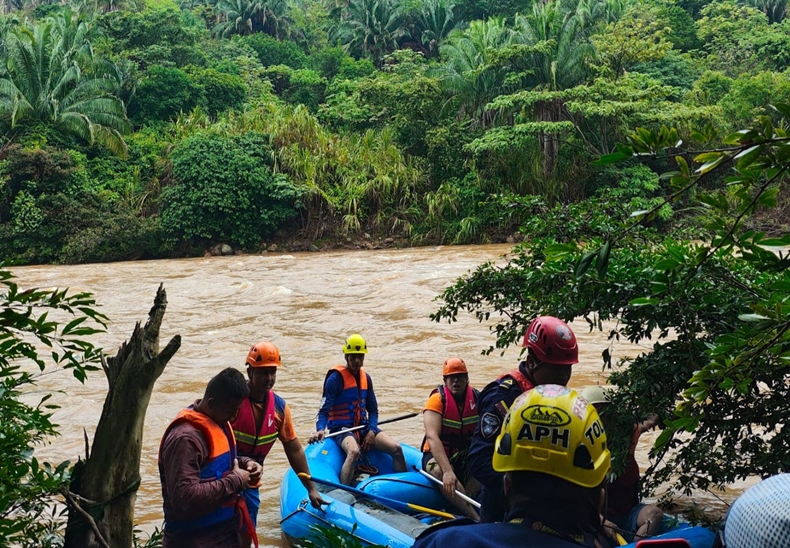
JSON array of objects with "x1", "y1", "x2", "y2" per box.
[{"x1": 13, "y1": 244, "x2": 742, "y2": 545}]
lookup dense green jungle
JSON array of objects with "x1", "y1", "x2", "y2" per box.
[
  {"x1": 3, "y1": 0, "x2": 790, "y2": 544},
  {"x1": 1, "y1": 0, "x2": 789, "y2": 263}
]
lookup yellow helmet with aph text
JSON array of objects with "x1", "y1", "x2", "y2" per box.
[
  {"x1": 493, "y1": 384, "x2": 610, "y2": 488},
  {"x1": 343, "y1": 333, "x2": 368, "y2": 354},
  {"x1": 443, "y1": 357, "x2": 468, "y2": 376},
  {"x1": 246, "y1": 340, "x2": 281, "y2": 367}
]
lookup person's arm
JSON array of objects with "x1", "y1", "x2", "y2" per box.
[
  {"x1": 283, "y1": 438, "x2": 329, "y2": 508},
  {"x1": 366, "y1": 374, "x2": 379, "y2": 433},
  {"x1": 309, "y1": 372, "x2": 342, "y2": 443},
  {"x1": 467, "y1": 385, "x2": 512, "y2": 489},
  {"x1": 424, "y1": 409, "x2": 458, "y2": 498},
  {"x1": 637, "y1": 414, "x2": 661, "y2": 436},
  {"x1": 161, "y1": 427, "x2": 250, "y2": 520}
]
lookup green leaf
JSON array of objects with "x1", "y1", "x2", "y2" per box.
[
  {"x1": 575, "y1": 251, "x2": 596, "y2": 278},
  {"x1": 654, "y1": 258, "x2": 680, "y2": 270},
  {"x1": 771, "y1": 103, "x2": 790, "y2": 118},
  {"x1": 629, "y1": 297, "x2": 658, "y2": 307},
  {"x1": 596, "y1": 241, "x2": 611, "y2": 279},
  {"x1": 738, "y1": 313, "x2": 770, "y2": 322},
  {"x1": 595, "y1": 147, "x2": 633, "y2": 165},
  {"x1": 695, "y1": 154, "x2": 726, "y2": 174},
  {"x1": 544, "y1": 243, "x2": 578, "y2": 262},
  {"x1": 734, "y1": 145, "x2": 765, "y2": 169}
]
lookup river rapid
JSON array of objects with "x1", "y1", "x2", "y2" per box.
[{"x1": 13, "y1": 244, "x2": 736, "y2": 546}]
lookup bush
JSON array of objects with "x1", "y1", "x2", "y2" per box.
[
  {"x1": 132, "y1": 65, "x2": 205, "y2": 122},
  {"x1": 161, "y1": 132, "x2": 303, "y2": 247},
  {"x1": 99, "y1": 5, "x2": 207, "y2": 68},
  {"x1": 5, "y1": 193, "x2": 163, "y2": 264},
  {"x1": 239, "y1": 33, "x2": 308, "y2": 69},
  {"x1": 262, "y1": 65, "x2": 328, "y2": 112},
  {"x1": 310, "y1": 46, "x2": 375, "y2": 80},
  {"x1": 186, "y1": 67, "x2": 248, "y2": 117},
  {"x1": 718, "y1": 71, "x2": 790, "y2": 126}
]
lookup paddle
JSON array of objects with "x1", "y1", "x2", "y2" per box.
[
  {"x1": 323, "y1": 412, "x2": 420, "y2": 439},
  {"x1": 413, "y1": 466, "x2": 482, "y2": 509},
  {"x1": 297, "y1": 472, "x2": 457, "y2": 520}
]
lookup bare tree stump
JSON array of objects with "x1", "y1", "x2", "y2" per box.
[{"x1": 64, "y1": 284, "x2": 181, "y2": 548}]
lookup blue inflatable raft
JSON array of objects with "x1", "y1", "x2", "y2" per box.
[
  {"x1": 280, "y1": 439, "x2": 716, "y2": 548},
  {"x1": 280, "y1": 439, "x2": 448, "y2": 547}
]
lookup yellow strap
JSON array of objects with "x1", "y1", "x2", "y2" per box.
[{"x1": 406, "y1": 503, "x2": 456, "y2": 519}]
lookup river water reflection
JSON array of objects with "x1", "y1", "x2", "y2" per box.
[{"x1": 14, "y1": 244, "x2": 739, "y2": 546}]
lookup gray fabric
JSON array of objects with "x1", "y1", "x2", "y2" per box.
[{"x1": 725, "y1": 474, "x2": 790, "y2": 548}]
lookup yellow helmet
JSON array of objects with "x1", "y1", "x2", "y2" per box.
[
  {"x1": 493, "y1": 385, "x2": 610, "y2": 488},
  {"x1": 343, "y1": 333, "x2": 368, "y2": 354}
]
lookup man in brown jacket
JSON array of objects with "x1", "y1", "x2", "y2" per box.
[{"x1": 159, "y1": 367, "x2": 263, "y2": 548}]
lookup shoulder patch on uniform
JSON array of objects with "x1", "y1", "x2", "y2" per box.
[{"x1": 481, "y1": 412, "x2": 501, "y2": 439}]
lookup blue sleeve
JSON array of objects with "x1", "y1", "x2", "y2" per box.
[
  {"x1": 467, "y1": 381, "x2": 520, "y2": 489},
  {"x1": 366, "y1": 374, "x2": 379, "y2": 433},
  {"x1": 316, "y1": 372, "x2": 343, "y2": 431}
]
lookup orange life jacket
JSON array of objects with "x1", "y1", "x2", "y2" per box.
[
  {"x1": 327, "y1": 365, "x2": 369, "y2": 430},
  {"x1": 159, "y1": 408, "x2": 238, "y2": 532}
]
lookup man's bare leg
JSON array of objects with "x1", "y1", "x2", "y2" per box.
[
  {"x1": 340, "y1": 436, "x2": 362, "y2": 485},
  {"x1": 373, "y1": 431, "x2": 406, "y2": 472}
]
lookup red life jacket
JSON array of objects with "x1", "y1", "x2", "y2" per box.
[
  {"x1": 498, "y1": 369, "x2": 534, "y2": 393},
  {"x1": 422, "y1": 385, "x2": 480, "y2": 458},
  {"x1": 231, "y1": 392, "x2": 282, "y2": 465},
  {"x1": 327, "y1": 365, "x2": 369, "y2": 429},
  {"x1": 159, "y1": 408, "x2": 238, "y2": 532}
]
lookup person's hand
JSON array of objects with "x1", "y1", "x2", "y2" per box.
[
  {"x1": 646, "y1": 414, "x2": 661, "y2": 430},
  {"x1": 233, "y1": 459, "x2": 252, "y2": 489},
  {"x1": 308, "y1": 429, "x2": 328, "y2": 444},
  {"x1": 247, "y1": 461, "x2": 263, "y2": 485},
  {"x1": 441, "y1": 469, "x2": 458, "y2": 498},
  {"x1": 361, "y1": 430, "x2": 376, "y2": 452},
  {"x1": 307, "y1": 487, "x2": 329, "y2": 509},
  {"x1": 603, "y1": 519, "x2": 621, "y2": 543}
]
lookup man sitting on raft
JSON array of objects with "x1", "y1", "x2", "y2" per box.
[{"x1": 308, "y1": 334, "x2": 407, "y2": 485}]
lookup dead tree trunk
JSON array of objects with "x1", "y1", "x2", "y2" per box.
[{"x1": 64, "y1": 284, "x2": 181, "y2": 548}]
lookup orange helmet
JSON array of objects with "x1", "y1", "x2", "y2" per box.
[
  {"x1": 443, "y1": 357, "x2": 468, "y2": 376},
  {"x1": 246, "y1": 341, "x2": 281, "y2": 368}
]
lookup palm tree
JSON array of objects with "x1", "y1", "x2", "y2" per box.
[
  {"x1": 331, "y1": 0, "x2": 407, "y2": 67},
  {"x1": 510, "y1": 1, "x2": 597, "y2": 177},
  {"x1": 415, "y1": 0, "x2": 460, "y2": 58},
  {"x1": 438, "y1": 18, "x2": 513, "y2": 128},
  {"x1": 212, "y1": 0, "x2": 262, "y2": 37},
  {"x1": 744, "y1": 0, "x2": 787, "y2": 23},
  {"x1": 0, "y1": 19, "x2": 130, "y2": 156},
  {"x1": 260, "y1": 0, "x2": 293, "y2": 39}
]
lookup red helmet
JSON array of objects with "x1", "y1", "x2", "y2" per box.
[
  {"x1": 522, "y1": 316, "x2": 578, "y2": 365},
  {"x1": 246, "y1": 341, "x2": 281, "y2": 368}
]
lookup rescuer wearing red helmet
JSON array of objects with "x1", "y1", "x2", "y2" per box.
[
  {"x1": 421, "y1": 358, "x2": 481, "y2": 519},
  {"x1": 230, "y1": 341, "x2": 327, "y2": 548},
  {"x1": 413, "y1": 386, "x2": 616, "y2": 548},
  {"x1": 467, "y1": 316, "x2": 578, "y2": 523}
]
